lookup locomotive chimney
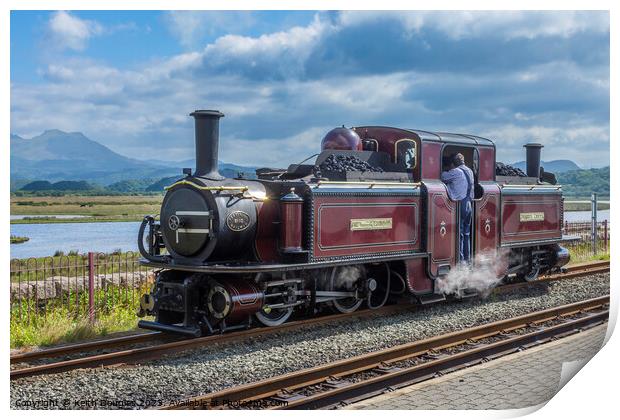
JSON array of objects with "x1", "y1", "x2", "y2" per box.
[
  {"x1": 190, "y1": 110, "x2": 225, "y2": 180},
  {"x1": 523, "y1": 143, "x2": 543, "y2": 179}
]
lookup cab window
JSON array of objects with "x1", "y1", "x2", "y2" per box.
[{"x1": 395, "y1": 139, "x2": 417, "y2": 170}]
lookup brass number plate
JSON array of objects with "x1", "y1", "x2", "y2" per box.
[
  {"x1": 519, "y1": 212, "x2": 545, "y2": 222},
  {"x1": 350, "y1": 218, "x2": 393, "y2": 231}
]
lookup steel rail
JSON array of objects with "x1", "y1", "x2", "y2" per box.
[
  {"x1": 10, "y1": 331, "x2": 162, "y2": 364},
  {"x1": 10, "y1": 260, "x2": 608, "y2": 378},
  {"x1": 496, "y1": 260, "x2": 610, "y2": 293},
  {"x1": 163, "y1": 295, "x2": 609, "y2": 410}
]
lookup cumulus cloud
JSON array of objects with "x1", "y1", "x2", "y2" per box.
[
  {"x1": 199, "y1": 14, "x2": 332, "y2": 80},
  {"x1": 164, "y1": 11, "x2": 256, "y2": 48},
  {"x1": 338, "y1": 11, "x2": 609, "y2": 41},
  {"x1": 47, "y1": 11, "x2": 103, "y2": 51},
  {"x1": 11, "y1": 11, "x2": 610, "y2": 169}
]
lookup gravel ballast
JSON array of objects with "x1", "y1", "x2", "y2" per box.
[{"x1": 11, "y1": 273, "x2": 610, "y2": 409}]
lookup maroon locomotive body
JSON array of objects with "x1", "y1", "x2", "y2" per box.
[{"x1": 137, "y1": 110, "x2": 570, "y2": 336}]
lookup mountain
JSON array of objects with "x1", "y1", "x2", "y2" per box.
[
  {"x1": 10, "y1": 130, "x2": 256, "y2": 186},
  {"x1": 10, "y1": 130, "x2": 178, "y2": 185},
  {"x1": 511, "y1": 160, "x2": 580, "y2": 173}
]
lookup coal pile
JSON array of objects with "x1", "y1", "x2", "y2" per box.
[
  {"x1": 496, "y1": 162, "x2": 527, "y2": 177},
  {"x1": 313, "y1": 154, "x2": 384, "y2": 178}
]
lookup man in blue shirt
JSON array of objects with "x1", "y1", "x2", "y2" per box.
[{"x1": 440, "y1": 153, "x2": 475, "y2": 263}]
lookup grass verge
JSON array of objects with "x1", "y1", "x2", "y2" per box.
[{"x1": 11, "y1": 284, "x2": 152, "y2": 349}]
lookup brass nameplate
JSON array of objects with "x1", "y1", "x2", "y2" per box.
[
  {"x1": 350, "y1": 218, "x2": 393, "y2": 231},
  {"x1": 520, "y1": 212, "x2": 545, "y2": 222}
]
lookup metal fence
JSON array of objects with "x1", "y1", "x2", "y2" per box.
[
  {"x1": 563, "y1": 220, "x2": 610, "y2": 262},
  {"x1": 10, "y1": 251, "x2": 154, "y2": 325}
]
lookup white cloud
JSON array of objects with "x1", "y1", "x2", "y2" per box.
[
  {"x1": 47, "y1": 11, "x2": 103, "y2": 51},
  {"x1": 200, "y1": 14, "x2": 332, "y2": 79},
  {"x1": 338, "y1": 11, "x2": 609, "y2": 40},
  {"x1": 164, "y1": 11, "x2": 256, "y2": 48}
]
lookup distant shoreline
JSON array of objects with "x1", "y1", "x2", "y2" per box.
[
  {"x1": 11, "y1": 217, "x2": 143, "y2": 224},
  {"x1": 10, "y1": 194, "x2": 161, "y2": 224},
  {"x1": 9, "y1": 193, "x2": 609, "y2": 225}
]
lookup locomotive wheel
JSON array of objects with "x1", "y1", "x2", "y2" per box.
[
  {"x1": 521, "y1": 265, "x2": 540, "y2": 282},
  {"x1": 329, "y1": 266, "x2": 364, "y2": 314},
  {"x1": 255, "y1": 305, "x2": 293, "y2": 327},
  {"x1": 254, "y1": 273, "x2": 294, "y2": 327},
  {"x1": 367, "y1": 263, "x2": 391, "y2": 310}
]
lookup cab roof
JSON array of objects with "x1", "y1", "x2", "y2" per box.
[{"x1": 405, "y1": 129, "x2": 495, "y2": 147}]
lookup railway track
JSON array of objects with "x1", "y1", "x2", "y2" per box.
[
  {"x1": 9, "y1": 302, "x2": 412, "y2": 380},
  {"x1": 10, "y1": 260, "x2": 609, "y2": 380},
  {"x1": 498, "y1": 260, "x2": 610, "y2": 292},
  {"x1": 164, "y1": 295, "x2": 609, "y2": 410}
]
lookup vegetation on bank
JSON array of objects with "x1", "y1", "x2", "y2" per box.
[
  {"x1": 10, "y1": 235, "x2": 30, "y2": 244},
  {"x1": 567, "y1": 247, "x2": 610, "y2": 264},
  {"x1": 10, "y1": 284, "x2": 153, "y2": 348},
  {"x1": 10, "y1": 249, "x2": 154, "y2": 347},
  {"x1": 11, "y1": 195, "x2": 162, "y2": 224}
]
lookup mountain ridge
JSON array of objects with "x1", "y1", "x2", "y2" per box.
[
  {"x1": 511, "y1": 159, "x2": 580, "y2": 173},
  {"x1": 11, "y1": 130, "x2": 257, "y2": 185}
]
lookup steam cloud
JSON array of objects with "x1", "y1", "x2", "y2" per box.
[
  {"x1": 435, "y1": 250, "x2": 508, "y2": 298},
  {"x1": 321, "y1": 265, "x2": 365, "y2": 291}
]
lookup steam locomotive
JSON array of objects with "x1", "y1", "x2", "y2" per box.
[{"x1": 137, "y1": 110, "x2": 571, "y2": 336}]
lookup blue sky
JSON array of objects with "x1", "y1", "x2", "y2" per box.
[{"x1": 10, "y1": 10, "x2": 609, "y2": 168}]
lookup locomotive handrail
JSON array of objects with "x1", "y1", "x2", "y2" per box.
[
  {"x1": 315, "y1": 180, "x2": 421, "y2": 188},
  {"x1": 164, "y1": 180, "x2": 249, "y2": 192},
  {"x1": 138, "y1": 215, "x2": 167, "y2": 263},
  {"x1": 500, "y1": 184, "x2": 562, "y2": 190}
]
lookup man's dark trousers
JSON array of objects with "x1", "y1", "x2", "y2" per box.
[{"x1": 460, "y1": 198, "x2": 472, "y2": 263}]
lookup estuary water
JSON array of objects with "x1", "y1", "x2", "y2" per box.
[
  {"x1": 10, "y1": 221, "x2": 141, "y2": 259},
  {"x1": 10, "y1": 210, "x2": 610, "y2": 259}
]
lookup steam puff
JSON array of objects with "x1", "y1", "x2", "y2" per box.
[
  {"x1": 319, "y1": 265, "x2": 365, "y2": 291},
  {"x1": 435, "y1": 250, "x2": 508, "y2": 298}
]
